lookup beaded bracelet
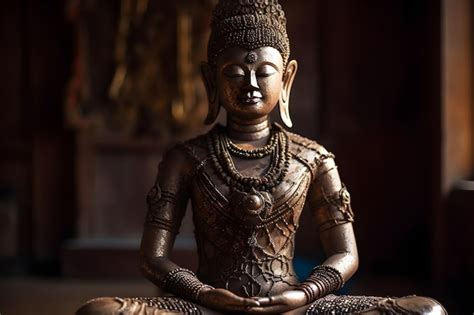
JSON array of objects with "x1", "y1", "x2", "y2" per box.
[
  {"x1": 298, "y1": 265, "x2": 345, "y2": 304},
  {"x1": 164, "y1": 268, "x2": 214, "y2": 302}
]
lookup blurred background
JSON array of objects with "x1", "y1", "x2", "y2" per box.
[{"x1": 0, "y1": 0, "x2": 473, "y2": 314}]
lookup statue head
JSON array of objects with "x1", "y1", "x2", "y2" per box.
[{"x1": 202, "y1": 0, "x2": 298, "y2": 127}]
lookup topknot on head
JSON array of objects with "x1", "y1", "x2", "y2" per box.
[
  {"x1": 211, "y1": 0, "x2": 287, "y2": 28},
  {"x1": 208, "y1": 0, "x2": 290, "y2": 67}
]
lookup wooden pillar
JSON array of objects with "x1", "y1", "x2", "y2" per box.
[
  {"x1": 441, "y1": 0, "x2": 473, "y2": 193},
  {"x1": 26, "y1": 0, "x2": 74, "y2": 265}
]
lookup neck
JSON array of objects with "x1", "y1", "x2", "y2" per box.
[{"x1": 226, "y1": 116, "x2": 271, "y2": 141}]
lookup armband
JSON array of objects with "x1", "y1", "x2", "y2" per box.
[{"x1": 314, "y1": 184, "x2": 355, "y2": 231}]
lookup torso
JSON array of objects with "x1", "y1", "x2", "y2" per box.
[{"x1": 179, "y1": 126, "x2": 326, "y2": 297}]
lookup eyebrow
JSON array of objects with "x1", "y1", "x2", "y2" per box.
[
  {"x1": 221, "y1": 61, "x2": 281, "y2": 71},
  {"x1": 258, "y1": 61, "x2": 280, "y2": 70}
]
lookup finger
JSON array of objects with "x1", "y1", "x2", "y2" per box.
[
  {"x1": 237, "y1": 297, "x2": 260, "y2": 307},
  {"x1": 208, "y1": 289, "x2": 258, "y2": 308},
  {"x1": 269, "y1": 295, "x2": 286, "y2": 305},
  {"x1": 226, "y1": 297, "x2": 260, "y2": 307},
  {"x1": 246, "y1": 305, "x2": 290, "y2": 313},
  {"x1": 256, "y1": 297, "x2": 272, "y2": 306},
  {"x1": 255, "y1": 295, "x2": 286, "y2": 306},
  {"x1": 217, "y1": 289, "x2": 259, "y2": 306}
]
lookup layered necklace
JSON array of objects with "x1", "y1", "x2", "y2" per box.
[{"x1": 208, "y1": 123, "x2": 290, "y2": 193}]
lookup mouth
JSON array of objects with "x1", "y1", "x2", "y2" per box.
[
  {"x1": 238, "y1": 91, "x2": 263, "y2": 105},
  {"x1": 238, "y1": 97, "x2": 262, "y2": 105}
]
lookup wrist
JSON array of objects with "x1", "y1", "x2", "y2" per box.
[
  {"x1": 296, "y1": 283, "x2": 319, "y2": 305},
  {"x1": 297, "y1": 265, "x2": 345, "y2": 304},
  {"x1": 164, "y1": 268, "x2": 214, "y2": 302},
  {"x1": 196, "y1": 285, "x2": 214, "y2": 302}
]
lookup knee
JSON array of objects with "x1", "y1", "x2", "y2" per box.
[
  {"x1": 396, "y1": 296, "x2": 447, "y2": 315},
  {"x1": 360, "y1": 296, "x2": 447, "y2": 315},
  {"x1": 76, "y1": 297, "x2": 123, "y2": 315}
]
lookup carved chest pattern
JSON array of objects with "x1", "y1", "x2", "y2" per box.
[{"x1": 190, "y1": 157, "x2": 312, "y2": 297}]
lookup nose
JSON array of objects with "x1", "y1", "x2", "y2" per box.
[{"x1": 243, "y1": 70, "x2": 259, "y2": 91}]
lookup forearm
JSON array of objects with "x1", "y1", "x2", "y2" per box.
[
  {"x1": 140, "y1": 228, "x2": 212, "y2": 302},
  {"x1": 141, "y1": 254, "x2": 213, "y2": 302},
  {"x1": 297, "y1": 224, "x2": 359, "y2": 304},
  {"x1": 320, "y1": 252, "x2": 358, "y2": 283},
  {"x1": 297, "y1": 251, "x2": 357, "y2": 302},
  {"x1": 319, "y1": 223, "x2": 359, "y2": 282},
  {"x1": 140, "y1": 255, "x2": 179, "y2": 288}
]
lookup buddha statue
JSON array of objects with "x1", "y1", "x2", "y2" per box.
[{"x1": 77, "y1": 1, "x2": 447, "y2": 314}]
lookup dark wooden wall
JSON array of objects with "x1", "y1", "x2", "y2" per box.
[{"x1": 0, "y1": 0, "x2": 74, "y2": 269}]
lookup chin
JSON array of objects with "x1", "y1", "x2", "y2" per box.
[
  {"x1": 231, "y1": 111, "x2": 272, "y2": 121},
  {"x1": 226, "y1": 104, "x2": 277, "y2": 120}
]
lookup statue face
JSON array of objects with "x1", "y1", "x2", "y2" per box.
[{"x1": 216, "y1": 46, "x2": 285, "y2": 121}]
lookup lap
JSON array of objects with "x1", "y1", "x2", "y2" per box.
[
  {"x1": 77, "y1": 294, "x2": 446, "y2": 315},
  {"x1": 77, "y1": 296, "x2": 219, "y2": 315}
]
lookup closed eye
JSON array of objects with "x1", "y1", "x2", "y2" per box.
[
  {"x1": 223, "y1": 65, "x2": 246, "y2": 78},
  {"x1": 256, "y1": 64, "x2": 277, "y2": 77}
]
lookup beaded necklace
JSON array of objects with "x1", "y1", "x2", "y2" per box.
[
  {"x1": 224, "y1": 130, "x2": 278, "y2": 159},
  {"x1": 208, "y1": 123, "x2": 291, "y2": 193}
]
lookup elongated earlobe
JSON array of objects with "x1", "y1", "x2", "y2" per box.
[
  {"x1": 279, "y1": 60, "x2": 298, "y2": 128},
  {"x1": 205, "y1": 97, "x2": 221, "y2": 125},
  {"x1": 201, "y1": 62, "x2": 221, "y2": 125},
  {"x1": 279, "y1": 100, "x2": 293, "y2": 128}
]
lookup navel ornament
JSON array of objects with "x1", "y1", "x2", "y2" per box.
[
  {"x1": 243, "y1": 191, "x2": 264, "y2": 215},
  {"x1": 231, "y1": 188, "x2": 273, "y2": 225}
]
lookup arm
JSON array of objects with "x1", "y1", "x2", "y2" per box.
[
  {"x1": 140, "y1": 146, "x2": 259, "y2": 310},
  {"x1": 309, "y1": 153, "x2": 358, "y2": 282},
  {"x1": 139, "y1": 146, "x2": 198, "y2": 295},
  {"x1": 299, "y1": 152, "x2": 357, "y2": 302}
]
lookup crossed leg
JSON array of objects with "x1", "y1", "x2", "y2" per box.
[{"x1": 77, "y1": 294, "x2": 446, "y2": 315}]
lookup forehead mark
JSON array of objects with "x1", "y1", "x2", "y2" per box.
[{"x1": 245, "y1": 52, "x2": 258, "y2": 64}]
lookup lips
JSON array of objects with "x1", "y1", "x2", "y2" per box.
[
  {"x1": 238, "y1": 91, "x2": 263, "y2": 105},
  {"x1": 239, "y1": 97, "x2": 262, "y2": 104}
]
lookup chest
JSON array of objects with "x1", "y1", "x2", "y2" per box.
[{"x1": 190, "y1": 157, "x2": 312, "y2": 229}]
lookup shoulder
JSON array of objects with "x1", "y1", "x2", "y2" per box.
[
  {"x1": 284, "y1": 130, "x2": 335, "y2": 180},
  {"x1": 160, "y1": 130, "x2": 211, "y2": 171},
  {"x1": 286, "y1": 131, "x2": 322, "y2": 151},
  {"x1": 180, "y1": 131, "x2": 210, "y2": 162},
  {"x1": 285, "y1": 130, "x2": 334, "y2": 164}
]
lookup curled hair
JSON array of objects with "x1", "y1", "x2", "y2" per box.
[{"x1": 208, "y1": 0, "x2": 290, "y2": 66}]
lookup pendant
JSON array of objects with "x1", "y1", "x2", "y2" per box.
[
  {"x1": 243, "y1": 190, "x2": 265, "y2": 216},
  {"x1": 231, "y1": 188, "x2": 274, "y2": 226}
]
